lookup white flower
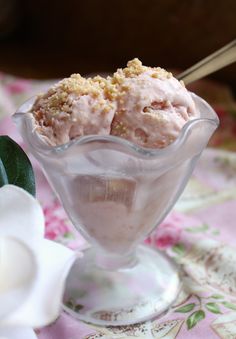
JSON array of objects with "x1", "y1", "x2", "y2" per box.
[{"x1": 0, "y1": 185, "x2": 77, "y2": 339}]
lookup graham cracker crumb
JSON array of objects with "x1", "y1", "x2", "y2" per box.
[
  {"x1": 112, "y1": 120, "x2": 127, "y2": 136},
  {"x1": 32, "y1": 58, "x2": 174, "y2": 125}
]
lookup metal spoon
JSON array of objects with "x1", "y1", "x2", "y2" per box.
[{"x1": 177, "y1": 39, "x2": 236, "y2": 85}]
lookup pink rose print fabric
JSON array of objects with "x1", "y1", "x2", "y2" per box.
[
  {"x1": 145, "y1": 212, "x2": 183, "y2": 250},
  {"x1": 44, "y1": 201, "x2": 71, "y2": 240}
]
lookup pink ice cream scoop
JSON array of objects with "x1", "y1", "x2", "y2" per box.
[
  {"x1": 111, "y1": 64, "x2": 198, "y2": 148},
  {"x1": 31, "y1": 59, "x2": 199, "y2": 148},
  {"x1": 32, "y1": 74, "x2": 117, "y2": 146}
]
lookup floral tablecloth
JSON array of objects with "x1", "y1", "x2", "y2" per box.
[{"x1": 1, "y1": 72, "x2": 236, "y2": 339}]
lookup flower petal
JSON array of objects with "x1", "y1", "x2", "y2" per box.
[
  {"x1": 0, "y1": 326, "x2": 37, "y2": 339},
  {"x1": 0, "y1": 185, "x2": 44, "y2": 246},
  {"x1": 1, "y1": 239, "x2": 77, "y2": 327},
  {"x1": 0, "y1": 237, "x2": 36, "y2": 320}
]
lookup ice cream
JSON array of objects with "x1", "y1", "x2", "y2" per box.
[
  {"x1": 32, "y1": 74, "x2": 117, "y2": 146},
  {"x1": 31, "y1": 59, "x2": 199, "y2": 148}
]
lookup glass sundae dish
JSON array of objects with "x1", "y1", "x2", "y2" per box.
[{"x1": 14, "y1": 59, "x2": 219, "y2": 326}]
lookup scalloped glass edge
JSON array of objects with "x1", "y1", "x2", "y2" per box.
[{"x1": 13, "y1": 93, "x2": 219, "y2": 158}]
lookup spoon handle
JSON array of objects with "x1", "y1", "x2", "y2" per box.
[{"x1": 177, "y1": 39, "x2": 236, "y2": 85}]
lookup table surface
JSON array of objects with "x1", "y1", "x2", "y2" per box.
[{"x1": 0, "y1": 72, "x2": 236, "y2": 338}]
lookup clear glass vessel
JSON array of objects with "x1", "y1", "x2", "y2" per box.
[{"x1": 14, "y1": 93, "x2": 219, "y2": 326}]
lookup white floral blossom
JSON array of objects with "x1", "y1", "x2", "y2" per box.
[{"x1": 0, "y1": 185, "x2": 77, "y2": 339}]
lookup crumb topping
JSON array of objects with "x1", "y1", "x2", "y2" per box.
[
  {"x1": 30, "y1": 58, "x2": 197, "y2": 149},
  {"x1": 115, "y1": 58, "x2": 171, "y2": 79},
  {"x1": 33, "y1": 74, "x2": 114, "y2": 117},
  {"x1": 111, "y1": 58, "x2": 172, "y2": 86},
  {"x1": 32, "y1": 58, "x2": 174, "y2": 120},
  {"x1": 112, "y1": 120, "x2": 127, "y2": 137}
]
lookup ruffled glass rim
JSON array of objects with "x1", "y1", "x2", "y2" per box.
[{"x1": 14, "y1": 93, "x2": 219, "y2": 159}]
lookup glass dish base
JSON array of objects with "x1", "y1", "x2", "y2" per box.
[{"x1": 63, "y1": 245, "x2": 181, "y2": 326}]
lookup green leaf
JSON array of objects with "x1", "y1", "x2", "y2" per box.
[
  {"x1": 175, "y1": 303, "x2": 196, "y2": 313},
  {"x1": 222, "y1": 301, "x2": 236, "y2": 311},
  {"x1": 172, "y1": 243, "x2": 185, "y2": 256},
  {"x1": 187, "y1": 310, "x2": 205, "y2": 330},
  {"x1": 186, "y1": 224, "x2": 209, "y2": 233},
  {"x1": 211, "y1": 294, "x2": 224, "y2": 299},
  {"x1": 205, "y1": 302, "x2": 221, "y2": 314},
  {"x1": 64, "y1": 232, "x2": 75, "y2": 239},
  {"x1": 0, "y1": 136, "x2": 35, "y2": 196},
  {"x1": 0, "y1": 158, "x2": 8, "y2": 186},
  {"x1": 211, "y1": 229, "x2": 220, "y2": 236}
]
